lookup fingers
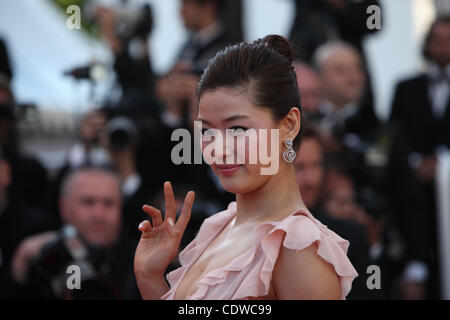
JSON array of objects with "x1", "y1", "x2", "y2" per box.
[
  {"x1": 174, "y1": 191, "x2": 195, "y2": 232},
  {"x1": 138, "y1": 220, "x2": 152, "y2": 233},
  {"x1": 142, "y1": 205, "x2": 163, "y2": 227},
  {"x1": 163, "y1": 181, "x2": 177, "y2": 223},
  {"x1": 140, "y1": 182, "x2": 195, "y2": 236}
]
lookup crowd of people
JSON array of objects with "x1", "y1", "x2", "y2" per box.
[{"x1": 0, "y1": 0, "x2": 449, "y2": 300}]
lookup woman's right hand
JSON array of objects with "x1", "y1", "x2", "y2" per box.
[{"x1": 134, "y1": 181, "x2": 195, "y2": 278}]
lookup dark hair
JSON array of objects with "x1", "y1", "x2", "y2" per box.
[
  {"x1": 422, "y1": 15, "x2": 450, "y2": 61},
  {"x1": 197, "y1": 34, "x2": 303, "y2": 150},
  {"x1": 187, "y1": 0, "x2": 223, "y2": 11},
  {"x1": 191, "y1": 0, "x2": 222, "y2": 4}
]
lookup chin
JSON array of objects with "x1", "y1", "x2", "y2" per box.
[
  {"x1": 85, "y1": 234, "x2": 114, "y2": 248},
  {"x1": 221, "y1": 175, "x2": 268, "y2": 196},
  {"x1": 221, "y1": 179, "x2": 250, "y2": 195}
]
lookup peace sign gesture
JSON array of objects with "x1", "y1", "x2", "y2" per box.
[{"x1": 134, "y1": 181, "x2": 195, "y2": 278}]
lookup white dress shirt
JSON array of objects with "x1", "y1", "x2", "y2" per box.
[{"x1": 427, "y1": 63, "x2": 450, "y2": 118}]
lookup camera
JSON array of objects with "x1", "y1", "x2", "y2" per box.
[
  {"x1": 105, "y1": 116, "x2": 138, "y2": 152},
  {"x1": 28, "y1": 225, "x2": 120, "y2": 299},
  {"x1": 113, "y1": 2, "x2": 153, "y2": 41},
  {"x1": 84, "y1": 0, "x2": 153, "y2": 41}
]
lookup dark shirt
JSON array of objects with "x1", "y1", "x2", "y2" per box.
[
  {"x1": 5, "y1": 229, "x2": 140, "y2": 300},
  {"x1": 289, "y1": 0, "x2": 380, "y2": 62},
  {"x1": 0, "y1": 200, "x2": 59, "y2": 299}
]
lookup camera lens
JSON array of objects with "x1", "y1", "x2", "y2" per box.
[
  {"x1": 105, "y1": 116, "x2": 138, "y2": 151},
  {"x1": 110, "y1": 128, "x2": 131, "y2": 150}
]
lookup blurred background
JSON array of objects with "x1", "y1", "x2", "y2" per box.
[
  {"x1": 0, "y1": 0, "x2": 442, "y2": 170},
  {"x1": 0, "y1": 0, "x2": 449, "y2": 300}
]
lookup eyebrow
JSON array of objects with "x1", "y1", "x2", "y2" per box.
[{"x1": 198, "y1": 114, "x2": 249, "y2": 125}]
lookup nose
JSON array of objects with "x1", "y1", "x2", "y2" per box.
[
  {"x1": 213, "y1": 132, "x2": 235, "y2": 163},
  {"x1": 90, "y1": 201, "x2": 107, "y2": 221}
]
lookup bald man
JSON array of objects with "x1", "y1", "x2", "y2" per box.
[
  {"x1": 312, "y1": 41, "x2": 378, "y2": 139},
  {"x1": 293, "y1": 61, "x2": 324, "y2": 123},
  {"x1": 10, "y1": 166, "x2": 139, "y2": 299},
  {"x1": 59, "y1": 166, "x2": 122, "y2": 247}
]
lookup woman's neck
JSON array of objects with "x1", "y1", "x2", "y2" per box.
[{"x1": 234, "y1": 164, "x2": 307, "y2": 226}]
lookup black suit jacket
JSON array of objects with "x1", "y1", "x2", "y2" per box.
[
  {"x1": 390, "y1": 74, "x2": 450, "y2": 155},
  {"x1": 177, "y1": 27, "x2": 234, "y2": 76},
  {"x1": 289, "y1": 0, "x2": 380, "y2": 62},
  {"x1": 389, "y1": 73, "x2": 450, "y2": 299}
]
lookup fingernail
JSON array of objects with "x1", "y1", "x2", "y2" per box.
[
  {"x1": 139, "y1": 222, "x2": 145, "y2": 230},
  {"x1": 168, "y1": 218, "x2": 174, "y2": 227}
]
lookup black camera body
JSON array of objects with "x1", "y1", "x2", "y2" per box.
[
  {"x1": 28, "y1": 225, "x2": 120, "y2": 299},
  {"x1": 105, "y1": 116, "x2": 139, "y2": 152}
]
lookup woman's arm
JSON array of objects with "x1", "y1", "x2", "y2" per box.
[
  {"x1": 272, "y1": 241, "x2": 341, "y2": 300},
  {"x1": 134, "y1": 272, "x2": 170, "y2": 300}
]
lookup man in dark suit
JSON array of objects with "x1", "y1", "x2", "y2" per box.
[
  {"x1": 389, "y1": 16, "x2": 450, "y2": 299},
  {"x1": 155, "y1": 0, "x2": 235, "y2": 130},
  {"x1": 290, "y1": 0, "x2": 380, "y2": 135},
  {"x1": 311, "y1": 41, "x2": 379, "y2": 149},
  {"x1": 7, "y1": 166, "x2": 140, "y2": 299},
  {"x1": 289, "y1": 0, "x2": 380, "y2": 63},
  {"x1": 390, "y1": 16, "x2": 450, "y2": 172}
]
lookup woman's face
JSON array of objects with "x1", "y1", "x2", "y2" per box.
[{"x1": 198, "y1": 87, "x2": 282, "y2": 195}]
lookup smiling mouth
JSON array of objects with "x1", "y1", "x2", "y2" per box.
[{"x1": 215, "y1": 164, "x2": 243, "y2": 176}]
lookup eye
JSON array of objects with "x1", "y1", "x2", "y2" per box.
[
  {"x1": 80, "y1": 197, "x2": 95, "y2": 207},
  {"x1": 201, "y1": 128, "x2": 215, "y2": 136},
  {"x1": 229, "y1": 126, "x2": 248, "y2": 135}
]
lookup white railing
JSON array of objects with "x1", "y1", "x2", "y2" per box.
[{"x1": 437, "y1": 150, "x2": 450, "y2": 300}]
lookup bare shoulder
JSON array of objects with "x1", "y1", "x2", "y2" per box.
[{"x1": 272, "y1": 241, "x2": 341, "y2": 300}]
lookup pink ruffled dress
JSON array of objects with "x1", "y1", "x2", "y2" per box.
[{"x1": 161, "y1": 201, "x2": 358, "y2": 300}]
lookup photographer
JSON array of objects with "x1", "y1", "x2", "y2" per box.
[
  {"x1": 101, "y1": 116, "x2": 156, "y2": 243},
  {"x1": 156, "y1": 0, "x2": 234, "y2": 130},
  {"x1": 10, "y1": 166, "x2": 139, "y2": 299},
  {"x1": 46, "y1": 109, "x2": 110, "y2": 222},
  {"x1": 0, "y1": 150, "x2": 58, "y2": 299},
  {"x1": 93, "y1": 1, "x2": 157, "y2": 104}
]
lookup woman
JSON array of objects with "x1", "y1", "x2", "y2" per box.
[{"x1": 134, "y1": 35, "x2": 358, "y2": 300}]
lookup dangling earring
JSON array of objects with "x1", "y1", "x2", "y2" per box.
[{"x1": 283, "y1": 138, "x2": 296, "y2": 163}]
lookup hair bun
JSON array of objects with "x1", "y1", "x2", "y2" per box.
[{"x1": 256, "y1": 34, "x2": 294, "y2": 64}]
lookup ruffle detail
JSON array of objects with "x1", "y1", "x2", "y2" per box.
[
  {"x1": 161, "y1": 202, "x2": 358, "y2": 300},
  {"x1": 189, "y1": 246, "x2": 257, "y2": 299},
  {"x1": 255, "y1": 212, "x2": 358, "y2": 300},
  {"x1": 161, "y1": 202, "x2": 237, "y2": 299},
  {"x1": 178, "y1": 202, "x2": 237, "y2": 266}
]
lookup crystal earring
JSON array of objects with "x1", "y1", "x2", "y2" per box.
[{"x1": 283, "y1": 138, "x2": 296, "y2": 163}]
